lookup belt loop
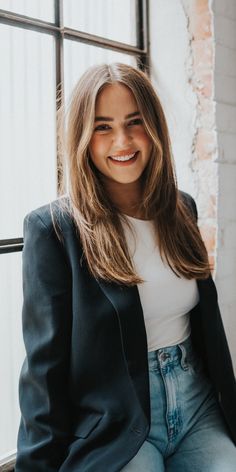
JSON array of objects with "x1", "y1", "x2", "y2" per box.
[{"x1": 178, "y1": 343, "x2": 188, "y2": 370}]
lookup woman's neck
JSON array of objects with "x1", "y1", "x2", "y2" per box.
[{"x1": 103, "y1": 179, "x2": 145, "y2": 218}]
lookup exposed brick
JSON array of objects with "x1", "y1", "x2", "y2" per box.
[
  {"x1": 195, "y1": 129, "x2": 216, "y2": 159},
  {"x1": 208, "y1": 254, "x2": 216, "y2": 273},
  {"x1": 192, "y1": 39, "x2": 213, "y2": 70},
  {"x1": 189, "y1": 11, "x2": 212, "y2": 40},
  {"x1": 193, "y1": 70, "x2": 213, "y2": 97},
  {"x1": 197, "y1": 96, "x2": 215, "y2": 128},
  {"x1": 198, "y1": 191, "x2": 217, "y2": 219},
  {"x1": 192, "y1": 0, "x2": 209, "y2": 15},
  {"x1": 199, "y1": 224, "x2": 216, "y2": 253}
]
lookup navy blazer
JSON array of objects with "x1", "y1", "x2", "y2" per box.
[{"x1": 16, "y1": 191, "x2": 236, "y2": 471}]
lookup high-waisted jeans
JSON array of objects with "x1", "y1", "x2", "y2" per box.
[{"x1": 121, "y1": 335, "x2": 236, "y2": 471}]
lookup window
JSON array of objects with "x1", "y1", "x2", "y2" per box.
[{"x1": 0, "y1": 0, "x2": 149, "y2": 468}]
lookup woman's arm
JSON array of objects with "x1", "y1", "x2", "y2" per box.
[{"x1": 16, "y1": 211, "x2": 73, "y2": 471}]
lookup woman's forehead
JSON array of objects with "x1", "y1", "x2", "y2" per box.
[{"x1": 95, "y1": 83, "x2": 138, "y2": 116}]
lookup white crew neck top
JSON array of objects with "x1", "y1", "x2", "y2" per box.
[{"x1": 122, "y1": 215, "x2": 199, "y2": 351}]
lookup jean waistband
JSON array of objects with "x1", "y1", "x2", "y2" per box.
[{"x1": 148, "y1": 335, "x2": 198, "y2": 372}]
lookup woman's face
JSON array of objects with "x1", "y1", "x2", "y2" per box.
[{"x1": 89, "y1": 83, "x2": 152, "y2": 188}]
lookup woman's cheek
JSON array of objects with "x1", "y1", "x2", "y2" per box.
[
  {"x1": 134, "y1": 127, "x2": 151, "y2": 142},
  {"x1": 89, "y1": 135, "x2": 103, "y2": 157},
  {"x1": 91, "y1": 134, "x2": 110, "y2": 153}
]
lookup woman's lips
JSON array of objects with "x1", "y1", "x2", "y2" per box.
[{"x1": 108, "y1": 151, "x2": 139, "y2": 166}]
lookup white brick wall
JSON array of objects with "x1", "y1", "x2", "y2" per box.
[
  {"x1": 214, "y1": 15, "x2": 236, "y2": 49},
  {"x1": 215, "y1": 45, "x2": 236, "y2": 77},
  {"x1": 216, "y1": 103, "x2": 236, "y2": 133},
  {"x1": 213, "y1": 0, "x2": 236, "y2": 369},
  {"x1": 213, "y1": 0, "x2": 236, "y2": 20},
  {"x1": 215, "y1": 75, "x2": 236, "y2": 105},
  {"x1": 217, "y1": 131, "x2": 236, "y2": 163}
]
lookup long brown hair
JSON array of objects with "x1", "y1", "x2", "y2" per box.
[{"x1": 55, "y1": 62, "x2": 211, "y2": 285}]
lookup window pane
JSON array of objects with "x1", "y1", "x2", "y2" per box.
[
  {"x1": 0, "y1": 0, "x2": 54, "y2": 22},
  {"x1": 0, "y1": 252, "x2": 25, "y2": 458},
  {"x1": 64, "y1": 40, "x2": 137, "y2": 104},
  {"x1": 63, "y1": 0, "x2": 137, "y2": 46},
  {"x1": 0, "y1": 25, "x2": 57, "y2": 240}
]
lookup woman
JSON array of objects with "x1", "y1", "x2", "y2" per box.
[{"x1": 16, "y1": 63, "x2": 236, "y2": 471}]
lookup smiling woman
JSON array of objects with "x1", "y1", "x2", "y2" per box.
[
  {"x1": 15, "y1": 63, "x2": 236, "y2": 472},
  {"x1": 57, "y1": 63, "x2": 210, "y2": 285}
]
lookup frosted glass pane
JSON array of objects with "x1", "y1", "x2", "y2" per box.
[
  {"x1": 63, "y1": 0, "x2": 137, "y2": 46},
  {"x1": 0, "y1": 0, "x2": 54, "y2": 22},
  {"x1": 0, "y1": 251, "x2": 25, "y2": 459},
  {"x1": 0, "y1": 25, "x2": 57, "y2": 239},
  {"x1": 64, "y1": 40, "x2": 137, "y2": 105}
]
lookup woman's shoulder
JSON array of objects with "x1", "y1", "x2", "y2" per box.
[
  {"x1": 23, "y1": 195, "x2": 74, "y2": 234},
  {"x1": 178, "y1": 189, "x2": 198, "y2": 222},
  {"x1": 178, "y1": 189, "x2": 195, "y2": 205}
]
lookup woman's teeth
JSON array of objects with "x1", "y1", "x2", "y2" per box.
[{"x1": 110, "y1": 152, "x2": 136, "y2": 162}]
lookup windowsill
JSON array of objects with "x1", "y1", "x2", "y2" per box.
[{"x1": 0, "y1": 451, "x2": 16, "y2": 471}]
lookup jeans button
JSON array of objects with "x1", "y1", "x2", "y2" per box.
[{"x1": 161, "y1": 353, "x2": 170, "y2": 361}]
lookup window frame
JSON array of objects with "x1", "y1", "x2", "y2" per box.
[{"x1": 0, "y1": 0, "x2": 149, "y2": 257}]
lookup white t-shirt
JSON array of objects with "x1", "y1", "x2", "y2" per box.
[{"x1": 122, "y1": 215, "x2": 199, "y2": 352}]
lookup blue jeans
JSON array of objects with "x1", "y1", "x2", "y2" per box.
[{"x1": 121, "y1": 335, "x2": 236, "y2": 471}]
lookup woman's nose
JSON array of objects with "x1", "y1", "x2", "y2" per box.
[{"x1": 113, "y1": 128, "x2": 132, "y2": 147}]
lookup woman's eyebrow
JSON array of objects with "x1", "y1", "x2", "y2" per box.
[{"x1": 94, "y1": 111, "x2": 140, "y2": 122}]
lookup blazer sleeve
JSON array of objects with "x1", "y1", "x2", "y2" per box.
[{"x1": 15, "y1": 211, "x2": 73, "y2": 471}]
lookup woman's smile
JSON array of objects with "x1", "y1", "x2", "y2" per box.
[{"x1": 108, "y1": 150, "x2": 139, "y2": 165}]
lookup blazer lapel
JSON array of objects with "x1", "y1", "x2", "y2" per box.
[{"x1": 97, "y1": 279, "x2": 150, "y2": 422}]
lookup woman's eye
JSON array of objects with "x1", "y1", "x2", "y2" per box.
[
  {"x1": 94, "y1": 124, "x2": 111, "y2": 131},
  {"x1": 128, "y1": 118, "x2": 143, "y2": 126}
]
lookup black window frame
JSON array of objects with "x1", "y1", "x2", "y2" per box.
[{"x1": 0, "y1": 0, "x2": 149, "y2": 258}]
